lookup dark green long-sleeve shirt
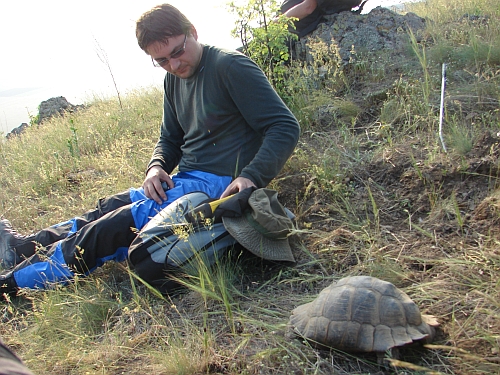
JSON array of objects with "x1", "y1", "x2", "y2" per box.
[{"x1": 147, "y1": 45, "x2": 300, "y2": 188}]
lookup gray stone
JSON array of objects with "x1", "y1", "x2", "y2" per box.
[
  {"x1": 6, "y1": 123, "x2": 30, "y2": 140},
  {"x1": 38, "y1": 96, "x2": 84, "y2": 124},
  {"x1": 293, "y1": 6, "x2": 426, "y2": 64},
  {"x1": 6, "y1": 96, "x2": 85, "y2": 139}
]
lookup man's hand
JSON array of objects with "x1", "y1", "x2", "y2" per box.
[
  {"x1": 143, "y1": 166, "x2": 174, "y2": 204},
  {"x1": 220, "y1": 177, "x2": 256, "y2": 198}
]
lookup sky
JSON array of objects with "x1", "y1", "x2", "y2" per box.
[{"x1": 0, "y1": 0, "x2": 404, "y2": 134}]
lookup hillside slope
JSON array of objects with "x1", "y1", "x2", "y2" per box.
[{"x1": 0, "y1": 2, "x2": 499, "y2": 374}]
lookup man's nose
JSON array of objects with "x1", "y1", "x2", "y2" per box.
[{"x1": 169, "y1": 58, "x2": 182, "y2": 71}]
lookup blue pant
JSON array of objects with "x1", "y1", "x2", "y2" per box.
[{"x1": 8, "y1": 171, "x2": 231, "y2": 290}]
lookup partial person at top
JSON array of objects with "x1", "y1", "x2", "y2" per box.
[{"x1": 280, "y1": 0, "x2": 368, "y2": 39}]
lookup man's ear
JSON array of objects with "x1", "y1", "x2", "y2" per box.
[{"x1": 190, "y1": 26, "x2": 198, "y2": 40}]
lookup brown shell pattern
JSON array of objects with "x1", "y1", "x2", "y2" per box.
[{"x1": 289, "y1": 276, "x2": 436, "y2": 353}]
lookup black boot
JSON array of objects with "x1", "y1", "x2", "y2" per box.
[
  {"x1": 0, "y1": 219, "x2": 73, "y2": 269},
  {"x1": 0, "y1": 272, "x2": 18, "y2": 301},
  {"x1": 0, "y1": 219, "x2": 34, "y2": 269}
]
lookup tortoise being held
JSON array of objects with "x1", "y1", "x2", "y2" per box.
[{"x1": 289, "y1": 276, "x2": 439, "y2": 354}]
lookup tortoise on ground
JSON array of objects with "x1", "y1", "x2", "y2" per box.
[{"x1": 288, "y1": 276, "x2": 438, "y2": 356}]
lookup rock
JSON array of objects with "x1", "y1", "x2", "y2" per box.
[
  {"x1": 5, "y1": 96, "x2": 85, "y2": 139},
  {"x1": 37, "y1": 96, "x2": 84, "y2": 124},
  {"x1": 6, "y1": 123, "x2": 30, "y2": 140},
  {"x1": 293, "y1": 6, "x2": 426, "y2": 64}
]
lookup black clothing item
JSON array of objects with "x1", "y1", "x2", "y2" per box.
[
  {"x1": 54, "y1": 190, "x2": 136, "y2": 274},
  {"x1": 0, "y1": 340, "x2": 35, "y2": 375},
  {"x1": 0, "y1": 358, "x2": 34, "y2": 375},
  {"x1": 57, "y1": 204, "x2": 136, "y2": 275},
  {"x1": 281, "y1": 0, "x2": 364, "y2": 38}
]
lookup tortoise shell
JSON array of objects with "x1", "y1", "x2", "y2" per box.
[{"x1": 289, "y1": 276, "x2": 438, "y2": 353}]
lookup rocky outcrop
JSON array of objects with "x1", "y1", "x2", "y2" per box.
[
  {"x1": 38, "y1": 96, "x2": 85, "y2": 124},
  {"x1": 6, "y1": 96, "x2": 84, "y2": 139},
  {"x1": 293, "y1": 6, "x2": 426, "y2": 64},
  {"x1": 6, "y1": 123, "x2": 30, "y2": 140}
]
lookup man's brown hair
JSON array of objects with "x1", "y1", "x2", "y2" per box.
[{"x1": 136, "y1": 4, "x2": 193, "y2": 52}]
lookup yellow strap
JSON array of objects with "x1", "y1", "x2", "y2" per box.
[{"x1": 207, "y1": 194, "x2": 235, "y2": 213}]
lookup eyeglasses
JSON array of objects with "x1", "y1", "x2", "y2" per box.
[{"x1": 152, "y1": 35, "x2": 187, "y2": 68}]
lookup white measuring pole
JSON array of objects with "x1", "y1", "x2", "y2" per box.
[{"x1": 439, "y1": 63, "x2": 447, "y2": 152}]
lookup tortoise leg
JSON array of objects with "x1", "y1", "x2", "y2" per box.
[
  {"x1": 377, "y1": 347, "x2": 400, "y2": 366},
  {"x1": 376, "y1": 351, "x2": 385, "y2": 365}
]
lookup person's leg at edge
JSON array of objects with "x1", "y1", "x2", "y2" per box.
[{"x1": 0, "y1": 190, "x2": 133, "y2": 269}]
